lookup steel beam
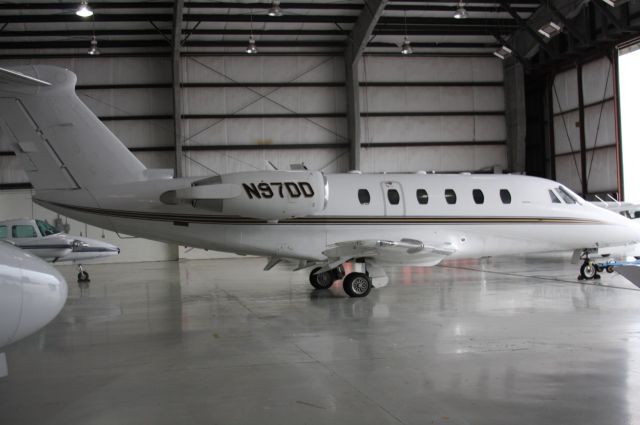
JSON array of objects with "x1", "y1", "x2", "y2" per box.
[
  {"x1": 499, "y1": 1, "x2": 557, "y2": 59},
  {"x1": 172, "y1": 0, "x2": 184, "y2": 178},
  {"x1": 345, "y1": 0, "x2": 387, "y2": 171},
  {"x1": 577, "y1": 63, "x2": 588, "y2": 196}
]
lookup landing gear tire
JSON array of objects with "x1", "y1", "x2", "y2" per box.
[
  {"x1": 309, "y1": 267, "x2": 334, "y2": 289},
  {"x1": 77, "y1": 271, "x2": 90, "y2": 282},
  {"x1": 580, "y1": 262, "x2": 597, "y2": 280},
  {"x1": 343, "y1": 272, "x2": 372, "y2": 298}
]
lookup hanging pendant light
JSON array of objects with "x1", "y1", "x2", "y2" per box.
[
  {"x1": 246, "y1": 36, "x2": 258, "y2": 54},
  {"x1": 268, "y1": 1, "x2": 283, "y2": 17},
  {"x1": 88, "y1": 36, "x2": 100, "y2": 55},
  {"x1": 400, "y1": 37, "x2": 413, "y2": 55},
  {"x1": 453, "y1": 1, "x2": 468, "y2": 19},
  {"x1": 76, "y1": 1, "x2": 93, "y2": 18}
]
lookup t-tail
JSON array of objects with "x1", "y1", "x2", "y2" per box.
[{"x1": 0, "y1": 65, "x2": 147, "y2": 191}]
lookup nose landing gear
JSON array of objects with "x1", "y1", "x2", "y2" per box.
[
  {"x1": 77, "y1": 264, "x2": 90, "y2": 283},
  {"x1": 577, "y1": 250, "x2": 601, "y2": 281}
]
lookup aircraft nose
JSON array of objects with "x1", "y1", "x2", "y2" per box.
[{"x1": 14, "y1": 255, "x2": 68, "y2": 343}]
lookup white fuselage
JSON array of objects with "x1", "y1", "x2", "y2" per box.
[{"x1": 32, "y1": 173, "x2": 640, "y2": 264}]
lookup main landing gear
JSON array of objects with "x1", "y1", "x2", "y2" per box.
[{"x1": 309, "y1": 260, "x2": 373, "y2": 298}]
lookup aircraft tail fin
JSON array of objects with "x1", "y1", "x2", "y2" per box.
[{"x1": 0, "y1": 65, "x2": 147, "y2": 190}]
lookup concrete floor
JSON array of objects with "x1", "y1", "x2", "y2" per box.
[{"x1": 1, "y1": 255, "x2": 640, "y2": 425}]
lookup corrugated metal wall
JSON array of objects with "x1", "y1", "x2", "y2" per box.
[
  {"x1": 1, "y1": 53, "x2": 507, "y2": 186},
  {"x1": 551, "y1": 56, "x2": 618, "y2": 197}
]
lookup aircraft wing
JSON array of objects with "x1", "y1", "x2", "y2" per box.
[{"x1": 322, "y1": 238, "x2": 456, "y2": 268}]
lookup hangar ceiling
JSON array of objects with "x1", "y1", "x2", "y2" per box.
[{"x1": 0, "y1": 1, "x2": 538, "y2": 57}]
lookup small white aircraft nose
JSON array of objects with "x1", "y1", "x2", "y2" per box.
[
  {"x1": 16, "y1": 259, "x2": 68, "y2": 343},
  {"x1": 0, "y1": 245, "x2": 68, "y2": 348}
]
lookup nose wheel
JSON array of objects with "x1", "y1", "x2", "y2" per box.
[
  {"x1": 77, "y1": 264, "x2": 90, "y2": 283},
  {"x1": 578, "y1": 260, "x2": 600, "y2": 281}
]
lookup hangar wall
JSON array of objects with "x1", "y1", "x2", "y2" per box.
[
  {"x1": 551, "y1": 56, "x2": 618, "y2": 197},
  {"x1": 358, "y1": 56, "x2": 507, "y2": 173}
]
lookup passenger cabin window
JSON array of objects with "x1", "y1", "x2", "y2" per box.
[
  {"x1": 416, "y1": 189, "x2": 429, "y2": 205},
  {"x1": 387, "y1": 189, "x2": 400, "y2": 205},
  {"x1": 445, "y1": 189, "x2": 457, "y2": 205},
  {"x1": 557, "y1": 186, "x2": 577, "y2": 204},
  {"x1": 12, "y1": 225, "x2": 37, "y2": 238},
  {"x1": 472, "y1": 189, "x2": 484, "y2": 204},
  {"x1": 358, "y1": 189, "x2": 371, "y2": 205},
  {"x1": 500, "y1": 189, "x2": 512, "y2": 204},
  {"x1": 0, "y1": 225, "x2": 6, "y2": 238},
  {"x1": 549, "y1": 190, "x2": 561, "y2": 203}
]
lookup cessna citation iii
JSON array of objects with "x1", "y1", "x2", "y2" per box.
[
  {"x1": 2, "y1": 65, "x2": 640, "y2": 297},
  {"x1": 0, "y1": 242, "x2": 68, "y2": 376}
]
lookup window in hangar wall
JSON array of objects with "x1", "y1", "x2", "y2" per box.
[{"x1": 619, "y1": 42, "x2": 640, "y2": 202}]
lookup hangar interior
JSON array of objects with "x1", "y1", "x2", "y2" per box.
[{"x1": 1, "y1": 1, "x2": 640, "y2": 424}]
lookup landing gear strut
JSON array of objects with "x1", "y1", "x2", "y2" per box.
[{"x1": 77, "y1": 264, "x2": 90, "y2": 283}]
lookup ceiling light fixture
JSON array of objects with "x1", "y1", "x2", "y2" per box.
[
  {"x1": 88, "y1": 36, "x2": 100, "y2": 55},
  {"x1": 400, "y1": 11, "x2": 413, "y2": 55},
  {"x1": 268, "y1": 1, "x2": 283, "y2": 17},
  {"x1": 453, "y1": 1, "x2": 468, "y2": 19},
  {"x1": 246, "y1": 36, "x2": 258, "y2": 54},
  {"x1": 246, "y1": 12, "x2": 258, "y2": 54},
  {"x1": 76, "y1": 1, "x2": 93, "y2": 18},
  {"x1": 493, "y1": 45, "x2": 512, "y2": 60},
  {"x1": 537, "y1": 21, "x2": 562, "y2": 38},
  {"x1": 400, "y1": 37, "x2": 413, "y2": 55}
]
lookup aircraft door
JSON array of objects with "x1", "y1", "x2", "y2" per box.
[{"x1": 381, "y1": 181, "x2": 405, "y2": 216}]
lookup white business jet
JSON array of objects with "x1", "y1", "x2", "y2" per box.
[
  {"x1": 0, "y1": 218, "x2": 120, "y2": 282},
  {"x1": 0, "y1": 241, "x2": 68, "y2": 376},
  {"x1": 1, "y1": 65, "x2": 640, "y2": 297}
]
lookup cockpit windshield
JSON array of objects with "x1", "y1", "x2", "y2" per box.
[
  {"x1": 557, "y1": 186, "x2": 579, "y2": 204},
  {"x1": 36, "y1": 219, "x2": 60, "y2": 236}
]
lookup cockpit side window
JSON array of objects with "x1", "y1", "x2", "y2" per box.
[
  {"x1": 549, "y1": 190, "x2": 561, "y2": 203},
  {"x1": 12, "y1": 225, "x2": 37, "y2": 238},
  {"x1": 0, "y1": 225, "x2": 6, "y2": 238},
  {"x1": 557, "y1": 186, "x2": 577, "y2": 204},
  {"x1": 36, "y1": 219, "x2": 60, "y2": 236}
]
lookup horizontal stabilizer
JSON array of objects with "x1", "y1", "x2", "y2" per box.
[{"x1": 0, "y1": 66, "x2": 51, "y2": 87}]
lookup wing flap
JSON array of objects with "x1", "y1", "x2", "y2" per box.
[{"x1": 323, "y1": 239, "x2": 456, "y2": 266}]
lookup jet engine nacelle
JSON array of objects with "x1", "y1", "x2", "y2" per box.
[{"x1": 162, "y1": 170, "x2": 328, "y2": 221}]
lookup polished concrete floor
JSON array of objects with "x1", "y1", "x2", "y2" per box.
[{"x1": 1, "y1": 255, "x2": 640, "y2": 425}]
